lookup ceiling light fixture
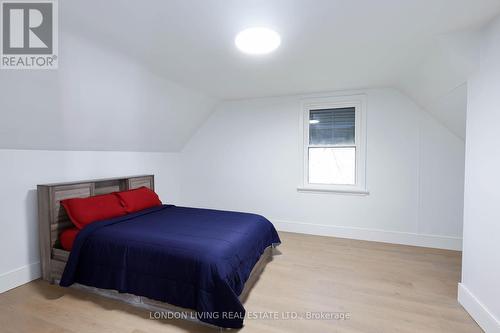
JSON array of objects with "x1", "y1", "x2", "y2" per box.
[
  {"x1": 309, "y1": 120, "x2": 320, "y2": 124},
  {"x1": 235, "y1": 27, "x2": 281, "y2": 55}
]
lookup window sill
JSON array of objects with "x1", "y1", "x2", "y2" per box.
[{"x1": 297, "y1": 186, "x2": 370, "y2": 195}]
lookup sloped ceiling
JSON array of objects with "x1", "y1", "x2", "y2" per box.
[
  {"x1": 2, "y1": 1, "x2": 499, "y2": 152},
  {"x1": 60, "y1": 0, "x2": 500, "y2": 141},
  {"x1": 0, "y1": 33, "x2": 216, "y2": 152},
  {"x1": 398, "y1": 29, "x2": 482, "y2": 139}
]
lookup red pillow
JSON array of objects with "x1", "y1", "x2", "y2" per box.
[
  {"x1": 115, "y1": 187, "x2": 162, "y2": 213},
  {"x1": 61, "y1": 193, "x2": 127, "y2": 229},
  {"x1": 59, "y1": 228, "x2": 79, "y2": 251}
]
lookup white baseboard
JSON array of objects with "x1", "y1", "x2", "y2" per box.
[
  {"x1": 0, "y1": 262, "x2": 41, "y2": 294},
  {"x1": 458, "y1": 283, "x2": 500, "y2": 333},
  {"x1": 273, "y1": 219, "x2": 462, "y2": 250}
]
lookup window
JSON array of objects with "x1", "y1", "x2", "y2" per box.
[{"x1": 299, "y1": 95, "x2": 367, "y2": 194}]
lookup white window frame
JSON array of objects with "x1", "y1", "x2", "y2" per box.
[{"x1": 298, "y1": 94, "x2": 368, "y2": 195}]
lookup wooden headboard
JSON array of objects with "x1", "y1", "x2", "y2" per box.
[{"x1": 37, "y1": 175, "x2": 155, "y2": 282}]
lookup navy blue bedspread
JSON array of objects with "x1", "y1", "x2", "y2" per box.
[{"x1": 60, "y1": 205, "x2": 281, "y2": 328}]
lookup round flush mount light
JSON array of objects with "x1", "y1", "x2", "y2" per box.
[{"x1": 235, "y1": 27, "x2": 281, "y2": 55}]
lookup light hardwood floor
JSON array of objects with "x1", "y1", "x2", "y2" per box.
[{"x1": 0, "y1": 232, "x2": 481, "y2": 333}]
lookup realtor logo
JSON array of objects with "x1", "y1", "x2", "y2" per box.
[{"x1": 1, "y1": 0, "x2": 58, "y2": 69}]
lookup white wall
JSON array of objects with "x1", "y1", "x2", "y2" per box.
[
  {"x1": 0, "y1": 31, "x2": 216, "y2": 152},
  {"x1": 459, "y1": 15, "x2": 500, "y2": 332},
  {"x1": 180, "y1": 89, "x2": 465, "y2": 250}
]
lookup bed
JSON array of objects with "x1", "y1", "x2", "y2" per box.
[{"x1": 37, "y1": 175, "x2": 280, "y2": 329}]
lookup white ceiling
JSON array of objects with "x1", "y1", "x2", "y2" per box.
[{"x1": 61, "y1": 0, "x2": 500, "y2": 139}]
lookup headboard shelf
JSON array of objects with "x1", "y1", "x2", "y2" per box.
[
  {"x1": 38, "y1": 174, "x2": 154, "y2": 187},
  {"x1": 37, "y1": 175, "x2": 155, "y2": 282}
]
